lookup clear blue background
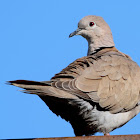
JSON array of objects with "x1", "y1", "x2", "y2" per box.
[{"x1": 0, "y1": 0, "x2": 140, "y2": 139}]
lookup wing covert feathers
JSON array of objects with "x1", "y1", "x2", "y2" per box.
[
  {"x1": 52, "y1": 48, "x2": 140, "y2": 113},
  {"x1": 9, "y1": 47, "x2": 140, "y2": 113}
]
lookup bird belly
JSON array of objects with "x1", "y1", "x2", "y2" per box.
[
  {"x1": 70, "y1": 99, "x2": 140, "y2": 135},
  {"x1": 90, "y1": 108, "x2": 133, "y2": 134}
]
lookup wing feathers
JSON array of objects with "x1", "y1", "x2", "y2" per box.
[
  {"x1": 9, "y1": 48, "x2": 140, "y2": 114},
  {"x1": 8, "y1": 80, "x2": 78, "y2": 99}
]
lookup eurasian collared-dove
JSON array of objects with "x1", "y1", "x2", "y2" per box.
[{"x1": 8, "y1": 15, "x2": 140, "y2": 136}]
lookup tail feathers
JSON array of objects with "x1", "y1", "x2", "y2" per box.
[
  {"x1": 7, "y1": 80, "x2": 49, "y2": 90},
  {"x1": 8, "y1": 80, "x2": 78, "y2": 99},
  {"x1": 8, "y1": 80, "x2": 48, "y2": 86}
]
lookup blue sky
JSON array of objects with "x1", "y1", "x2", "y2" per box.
[{"x1": 1, "y1": 0, "x2": 140, "y2": 139}]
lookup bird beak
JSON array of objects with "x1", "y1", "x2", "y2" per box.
[{"x1": 69, "y1": 28, "x2": 82, "y2": 38}]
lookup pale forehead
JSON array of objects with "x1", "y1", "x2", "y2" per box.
[{"x1": 78, "y1": 15, "x2": 106, "y2": 28}]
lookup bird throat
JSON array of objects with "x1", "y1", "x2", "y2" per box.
[{"x1": 87, "y1": 34, "x2": 115, "y2": 56}]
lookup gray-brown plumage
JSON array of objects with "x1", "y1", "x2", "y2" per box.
[{"x1": 8, "y1": 15, "x2": 140, "y2": 136}]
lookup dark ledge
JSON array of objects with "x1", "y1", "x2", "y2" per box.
[{"x1": 32, "y1": 135, "x2": 140, "y2": 140}]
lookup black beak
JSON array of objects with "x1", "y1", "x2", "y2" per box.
[{"x1": 69, "y1": 28, "x2": 82, "y2": 38}]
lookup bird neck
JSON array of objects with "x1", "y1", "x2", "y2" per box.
[{"x1": 87, "y1": 34, "x2": 115, "y2": 56}]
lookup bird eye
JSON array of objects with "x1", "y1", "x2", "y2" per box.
[{"x1": 89, "y1": 22, "x2": 95, "y2": 27}]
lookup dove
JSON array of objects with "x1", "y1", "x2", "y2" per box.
[{"x1": 8, "y1": 15, "x2": 140, "y2": 136}]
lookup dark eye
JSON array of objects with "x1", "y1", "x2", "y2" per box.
[{"x1": 89, "y1": 22, "x2": 95, "y2": 27}]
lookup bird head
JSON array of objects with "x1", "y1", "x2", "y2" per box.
[{"x1": 69, "y1": 15, "x2": 111, "y2": 39}]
